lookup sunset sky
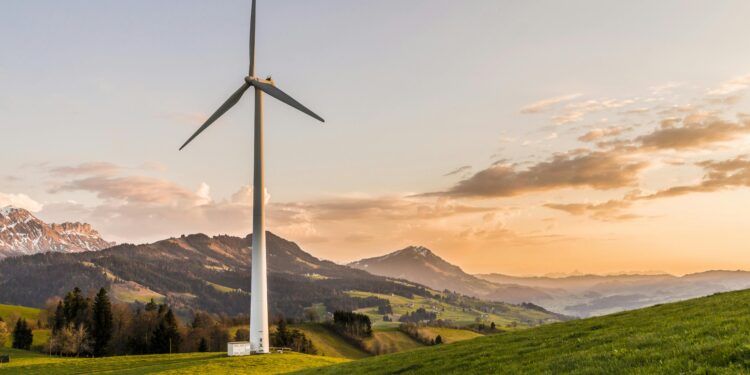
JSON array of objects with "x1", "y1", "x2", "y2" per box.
[{"x1": 2, "y1": 0, "x2": 750, "y2": 276}]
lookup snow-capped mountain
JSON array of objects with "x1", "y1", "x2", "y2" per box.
[{"x1": 0, "y1": 206, "x2": 114, "y2": 258}]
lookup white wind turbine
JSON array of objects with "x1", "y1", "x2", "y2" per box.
[{"x1": 179, "y1": 0, "x2": 324, "y2": 354}]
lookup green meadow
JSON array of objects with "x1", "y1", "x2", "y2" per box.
[{"x1": 297, "y1": 289, "x2": 750, "y2": 374}]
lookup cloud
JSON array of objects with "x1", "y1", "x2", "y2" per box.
[
  {"x1": 640, "y1": 155, "x2": 750, "y2": 200},
  {"x1": 552, "y1": 98, "x2": 634, "y2": 125},
  {"x1": 0, "y1": 192, "x2": 44, "y2": 212},
  {"x1": 520, "y1": 93, "x2": 581, "y2": 114},
  {"x1": 50, "y1": 162, "x2": 124, "y2": 176},
  {"x1": 430, "y1": 149, "x2": 647, "y2": 198},
  {"x1": 635, "y1": 114, "x2": 750, "y2": 151},
  {"x1": 50, "y1": 175, "x2": 204, "y2": 206},
  {"x1": 578, "y1": 126, "x2": 630, "y2": 142},
  {"x1": 704, "y1": 74, "x2": 750, "y2": 104},
  {"x1": 444, "y1": 166, "x2": 472, "y2": 177},
  {"x1": 544, "y1": 199, "x2": 639, "y2": 221}
]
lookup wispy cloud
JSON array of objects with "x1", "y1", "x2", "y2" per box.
[{"x1": 520, "y1": 93, "x2": 581, "y2": 114}]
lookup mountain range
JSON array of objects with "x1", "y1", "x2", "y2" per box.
[
  {"x1": 349, "y1": 244, "x2": 750, "y2": 317},
  {"x1": 0, "y1": 206, "x2": 113, "y2": 258},
  {"x1": 0, "y1": 230, "x2": 563, "y2": 325}
]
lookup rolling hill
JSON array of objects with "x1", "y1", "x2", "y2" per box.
[{"x1": 295, "y1": 288, "x2": 750, "y2": 374}]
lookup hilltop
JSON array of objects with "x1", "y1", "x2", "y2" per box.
[{"x1": 297, "y1": 288, "x2": 750, "y2": 374}]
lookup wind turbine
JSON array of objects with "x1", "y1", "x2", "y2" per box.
[{"x1": 179, "y1": 0, "x2": 324, "y2": 354}]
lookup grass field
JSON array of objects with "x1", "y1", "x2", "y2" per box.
[
  {"x1": 361, "y1": 327, "x2": 423, "y2": 354},
  {"x1": 0, "y1": 304, "x2": 41, "y2": 322},
  {"x1": 420, "y1": 327, "x2": 483, "y2": 344},
  {"x1": 0, "y1": 347, "x2": 347, "y2": 374},
  {"x1": 295, "y1": 289, "x2": 750, "y2": 374},
  {"x1": 293, "y1": 324, "x2": 369, "y2": 359}
]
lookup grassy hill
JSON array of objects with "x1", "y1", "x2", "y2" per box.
[
  {"x1": 0, "y1": 347, "x2": 347, "y2": 374},
  {"x1": 0, "y1": 304, "x2": 49, "y2": 352},
  {"x1": 0, "y1": 304, "x2": 41, "y2": 322},
  {"x1": 296, "y1": 289, "x2": 750, "y2": 374}
]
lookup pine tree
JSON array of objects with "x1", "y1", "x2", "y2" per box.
[
  {"x1": 198, "y1": 337, "x2": 208, "y2": 352},
  {"x1": 151, "y1": 309, "x2": 181, "y2": 354},
  {"x1": 53, "y1": 301, "x2": 66, "y2": 334},
  {"x1": 12, "y1": 319, "x2": 33, "y2": 350},
  {"x1": 92, "y1": 288, "x2": 114, "y2": 357},
  {"x1": 144, "y1": 298, "x2": 158, "y2": 312}
]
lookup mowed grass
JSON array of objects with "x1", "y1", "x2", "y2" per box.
[
  {"x1": 296, "y1": 289, "x2": 750, "y2": 374},
  {"x1": 0, "y1": 347, "x2": 347, "y2": 374}
]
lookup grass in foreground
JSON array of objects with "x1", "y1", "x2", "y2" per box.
[
  {"x1": 296, "y1": 289, "x2": 750, "y2": 374},
  {"x1": 0, "y1": 348, "x2": 347, "y2": 374}
]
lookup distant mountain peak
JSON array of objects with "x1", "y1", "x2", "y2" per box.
[
  {"x1": 0, "y1": 206, "x2": 114, "y2": 258},
  {"x1": 397, "y1": 245, "x2": 434, "y2": 257},
  {"x1": 349, "y1": 245, "x2": 551, "y2": 304}
]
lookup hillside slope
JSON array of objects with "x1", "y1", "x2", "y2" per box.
[{"x1": 298, "y1": 288, "x2": 750, "y2": 374}]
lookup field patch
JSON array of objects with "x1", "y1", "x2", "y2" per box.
[{"x1": 0, "y1": 349, "x2": 347, "y2": 374}]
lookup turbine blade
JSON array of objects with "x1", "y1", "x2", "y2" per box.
[
  {"x1": 249, "y1": 0, "x2": 256, "y2": 76},
  {"x1": 179, "y1": 82, "x2": 250, "y2": 150},
  {"x1": 252, "y1": 80, "x2": 325, "y2": 123}
]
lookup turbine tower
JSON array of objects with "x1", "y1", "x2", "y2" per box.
[{"x1": 179, "y1": 0, "x2": 324, "y2": 354}]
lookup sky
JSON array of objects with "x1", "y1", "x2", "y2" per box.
[{"x1": 2, "y1": 0, "x2": 750, "y2": 276}]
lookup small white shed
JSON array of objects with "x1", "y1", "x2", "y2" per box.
[{"x1": 227, "y1": 341, "x2": 252, "y2": 356}]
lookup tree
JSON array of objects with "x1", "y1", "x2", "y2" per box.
[
  {"x1": 490, "y1": 321, "x2": 496, "y2": 331},
  {"x1": 144, "y1": 298, "x2": 158, "y2": 312},
  {"x1": 0, "y1": 319, "x2": 9, "y2": 347},
  {"x1": 12, "y1": 318, "x2": 33, "y2": 350},
  {"x1": 435, "y1": 335, "x2": 443, "y2": 345},
  {"x1": 198, "y1": 337, "x2": 208, "y2": 352},
  {"x1": 151, "y1": 309, "x2": 181, "y2": 354},
  {"x1": 63, "y1": 287, "x2": 88, "y2": 328},
  {"x1": 234, "y1": 328, "x2": 249, "y2": 341},
  {"x1": 53, "y1": 301, "x2": 66, "y2": 334},
  {"x1": 92, "y1": 288, "x2": 114, "y2": 356}
]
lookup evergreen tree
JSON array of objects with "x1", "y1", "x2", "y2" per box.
[
  {"x1": 435, "y1": 335, "x2": 443, "y2": 345},
  {"x1": 490, "y1": 321, "x2": 496, "y2": 331},
  {"x1": 53, "y1": 301, "x2": 66, "y2": 334},
  {"x1": 92, "y1": 288, "x2": 114, "y2": 357},
  {"x1": 151, "y1": 309, "x2": 181, "y2": 353},
  {"x1": 144, "y1": 298, "x2": 158, "y2": 312},
  {"x1": 12, "y1": 319, "x2": 33, "y2": 350},
  {"x1": 63, "y1": 287, "x2": 88, "y2": 328},
  {"x1": 198, "y1": 337, "x2": 208, "y2": 352}
]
